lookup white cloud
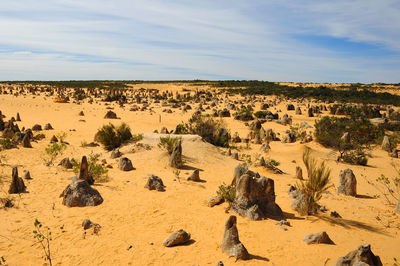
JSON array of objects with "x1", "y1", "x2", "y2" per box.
[{"x1": 0, "y1": 0, "x2": 399, "y2": 82}]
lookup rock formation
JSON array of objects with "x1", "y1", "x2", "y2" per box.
[
  {"x1": 60, "y1": 180, "x2": 103, "y2": 207},
  {"x1": 338, "y1": 168, "x2": 357, "y2": 196},
  {"x1": 334, "y1": 244, "x2": 382, "y2": 266},
  {"x1": 144, "y1": 175, "x2": 165, "y2": 191},
  {"x1": 119, "y1": 157, "x2": 134, "y2": 171},
  {"x1": 221, "y1": 215, "x2": 249, "y2": 260},
  {"x1": 163, "y1": 229, "x2": 191, "y2": 247},
  {"x1": 8, "y1": 167, "x2": 26, "y2": 194},
  {"x1": 303, "y1": 231, "x2": 334, "y2": 245}
]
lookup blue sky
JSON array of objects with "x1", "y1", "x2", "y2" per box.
[{"x1": 0, "y1": 0, "x2": 399, "y2": 82}]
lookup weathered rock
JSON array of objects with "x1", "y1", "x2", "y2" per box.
[
  {"x1": 295, "y1": 107, "x2": 302, "y2": 115},
  {"x1": 24, "y1": 170, "x2": 32, "y2": 180},
  {"x1": 381, "y1": 135, "x2": 391, "y2": 152},
  {"x1": 119, "y1": 157, "x2": 134, "y2": 171},
  {"x1": 187, "y1": 169, "x2": 201, "y2": 182},
  {"x1": 16, "y1": 113, "x2": 21, "y2": 121},
  {"x1": 207, "y1": 195, "x2": 224, "y2": 207},
  {"x1": 282, "y1": 132, "x2": 296, "y2": 143},
  {"x1": 110, "y1": 148, "x2": 122, "y2": 159},
  {"x1": 338, "y1": 168, "x2": 357, "y2": 196},
  {"x1": 82, "y1": 219, "x2": 101, "y2": 230},
  {"x1": 162, "y1": 229, "x2": 191, "y2": 247},
  {"x1": 232, "y1": 151, "x2": 239, "y2": 160},
  {"x1": 307, "y1": 108, "x2": 314, "y2": 117},
  {"x1": 221, "y1": 215, "x2": 249, "y2": 260},
  {"x1": 144, "y1": 175, "x2": 165, "y2": 191},
  {"x1": 160, "y1": 126, "x2": 169, "y2": 134},
  {"x1": 21, "y1": 133, "x2": 32, "y2": 148},
  {"x1": 303, "y1": 231, "x2": 334, "y2": 245},
  {"x1": 78, "y1": 111, "x2": 85, "y2": 116},
  {"x1": 231, "y1": 164, "x2": 247, "y2": 186},
  {"x1": 32, "y1": 124, "x2": 42, "y2": 131},
  {"x1": 104, "y1": 110, "x2": 117, "y2": 119},
  {"x1": 60, "y1": 180, "x2": 103, "y2": 207},
  {"x1": 334, "y1": 244, "x2": 382, "y2": 266},
  {"x1": 78, "y1": 156, "x2": 94, "y2": 185},
  {"x1": 286, "y1": 104, "x2": 295, "y2": 111},
  {"x1": 59, "y1": 158, "x2": 73, "y2": 169},
  {"x1": 44, "y1": 123, "x2": 53, "y2": 130},
  {"x1": 8, "y1": 167, "x2": 26, "y2": 194},
  {"x1": 231, "y1": 171, "x2": 283, "y2": 220},
  {"x1": 168, "y1": 139, "x2": 182, "y2": 168},
  {"x1": 50, "y1": 135, "x2": 58, "y2": 143},
  {"x1": 295, "y1": 166, "x2": 303, "y2": 180}
]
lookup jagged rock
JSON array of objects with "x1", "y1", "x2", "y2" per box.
[
  {"x1": 119, "y1": 157, "x2": 134, "y2": 171},
  {"x1": 8, "y1": 167, "x2": 26, "y2": 194},
  {"x1": 207, "y1": 195, "x2": 224, "y2": 207},
  {"x1": 50, "y1": 135, "x2": 58, "y2": 143},
  {"x1": 232, "y1": 151, "x2": 239, "y2": 160},
  {"x1": 82, "y1": 219, "x2": 101, "y2": 230},
  {"x1": 307, "y1": 108, "x2": 314, "y2": 117},
  {"x1": 60, "y1": 180, "x2": 103, "y2": 207},
  {"x1": 44, "y1": 123, "x2": 53, "y2": 130},
  {"x1": 162, "y1": 229, "x2": 191, "y2": 247},
  {"x1": 24, "y1": 170, "x2": 32, "y2": 180},
  {"x1": 78, "y1": 156, "x2": 94, "y2": 185},
  {"x1": 59, "y1": 158, "x2": 73, "y2": 169},
  {"x1": 32, "y1": 124, "x2": 42, "y2": 131},
  {"x1": 168, "y1": 139, "x2": 182, "y2": 168},
  {"x1": 160, "y1": 126, "x2": 169, "y2": 134},
  {"x1": 231, "y1": 170, "x2": 283, "y2": 220},
  {"x1": 221, "y1": 215, "x2": 249, "y2": 260},
  {"x1": 104, "y1": 110, "x2": 117, "y2": 119},
  {"x1": 144, "y1": 175, "x2": 165, "y2": 191},
  {"x1": 21, "y1": 133, "x2": 32, "y2": 148},
  {"x1": 338, "y1": 169, "x2": 357, "y2": 196},
  {"x1": 110, "y1": 148, "x2": 122, "y2": 159},
  {"x1": 381, "y1": 135, "x2": 391, "y2": 152},
  {"x1": 187, "y1": 169, "x2": 201, "y2": 182},
  {"x1": 295, "y1": 166, "x2": 303, "y2": 180},
  {"x1": 334, "y1": 244, "x2": 382, "y2": 266},
  {"x1": 303, "y1": 231, "x2": 334, "y2": 245}
]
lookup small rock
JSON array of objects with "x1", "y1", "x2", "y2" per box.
[
  {"x1": 144, "y1": 175, "x2": 165, "y2": 191},
  {"x1": 24, "y1": 170, "x2": 32, "y2": 180},
  {"x1": 337, "y1": 168, "x2": 357, "y2": 196},
  {"x1": 187, "y1": 169, "x2": 201, "y2": 182},
  {"x1": 8, "y1": 167, "x2": 26, "y2": 194},
  {"x1": 207, "y1": 195, "x2": 224, "y2": 207},
  {"x1": 119, "y1": 157, "x2": 134, "y2": 171},
  {"x1": 110, "y1": 148, "x2": 122, "y2": 159},
  {"x1": 303, "y1": 231, "x2": 334, "y2": 245},
  {"x1": 330, "y1": 211, "x2": 342, "y2": 218},
  {"x1": 162, "y1": 229, "x2": 191, "y2": 247},
  {"x1": 44, "y1": 123, "x2": 53, "y2": 130}
]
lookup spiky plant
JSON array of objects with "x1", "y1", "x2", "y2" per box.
[{"x1": 295, "y1": 148, "x2": 332, "y2": 215}]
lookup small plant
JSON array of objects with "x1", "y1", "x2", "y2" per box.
[
  {"x1": 217, "y1": 183, "x2": 236, "y2": 203},
  {"x1": 72, "y1": 152, "x2": 109, "y2": 183},
  {"x1": 294, "y1": 148, "x2": 332, "y2": 215},
  {"x1": 186, "y1": 114, "x2": 230, "y2": 147},
  {"x1": 240, "y1": 153, "x2": 252, "y2": 164},
  {"x1": 158, "y1": 136, "x2": 182, "y2": 154},
  {"x1": 33, "y1": 219, "x2": 53, "y2": 266},
  {"x1": 175, "y1": 123, "x2": 189, "y2": 134},
  {"x1": 43, "y1": 142, "x2": 66, "y2": 166},
  {"x1": 0, "y1": 138, "x2": 14, "y2": 149},
  {"x1": 287, "y1": 123, "x2": 307, "y2": 142},
  {"x1": 341, "y1": 149, "x2": 368, "y2": 166},
  {"x1": 131, "y1": 133, "x2": 144, "y2": 142},
  {"x1": 365, "y1": 165, "x2": 400, "y2": 206},
  {"x1": 97, "y1": 123, "x2": 133, "y2": 151}
]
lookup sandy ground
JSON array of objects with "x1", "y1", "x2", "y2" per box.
[{"x1": 0, "y1": 83, "x2": 399, "y2": 266}]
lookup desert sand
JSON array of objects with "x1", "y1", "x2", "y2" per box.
[{"x1": 0, "y1": 82, "x2": 399, "y2": 266}]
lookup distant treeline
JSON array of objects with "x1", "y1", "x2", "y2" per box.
[
  {"x1": 218, "y1": 80, "x2": 400, "y2": 106},
  {"x1": 1, "y1": 80, "x2": 400, "y2": 106}
]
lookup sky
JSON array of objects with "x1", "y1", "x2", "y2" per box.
[{"x1": 0, "y1": 0, "x2": 399, "y2": 83}]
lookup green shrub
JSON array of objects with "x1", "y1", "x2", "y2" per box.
[
  {"x1": 341, "y1": 150, "x2": 368, "y2": 166},
  {"x1": 97, "y1": 123, "x2": 133, "y2": 151},
  {"x1": 43, "y1": 142, "x2": 67, "y2": 166},
  {"x1": 72, "y1": 152, "x2": 109, "y2": 183},
  {"x1": 158, "y1": 136, "x2": 182, "y2": 154},
  {"x1": 287, "y1": 123, "x2": 307, "y2": 142},
  {"x1": 0, "y1": 138, "x2": 14, "y2": 149},
  {"x1": 217, "y1": 184, "x2": 236, "y2": 203},
  {"x1": 186, "y1": 114, "x2": 230, "y2": 147},
  {"x1": 234, "y1": 107, "x2": 254, "y2": 121},
  {"x1": 295, "y1": 148, "x2": 332, "y2": 215},
  {"x1": 175, "y1": 124, "x2": 189, "y2": 134}
]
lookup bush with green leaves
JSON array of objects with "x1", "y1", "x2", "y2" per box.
[
  {"x1": 287, "y1": 123, "x2": 307, "y2": 142},
  {"x1": 158, "y1": 136, "x2": 182, "y2": 154},
  {"x1": 33, "y1": 219, "x2": 53, "y2": 266},
  {"x1": 43, "y1": 142, "x2": 66, "y2": 166},
  {"x1": 186, "y1": 114, "x2": 230, "y2": 147},
  {"x1": 294, "y1": 148, "x2": 332, "y2": 215},
  {"x1": 341, "y1": 149, "x2": 368, "y2": 166},
  {"x1": 365, "y1": 166, "x2": 400, "y2": 206},
  {"x1": 72, "y1": 152, "x2": 109, "y2": 183},
  {"x1": 217, "y1": 184, "x2": 236, "y2": 203},
  {"x1": 0, "y1": 138, "x2": 14, "y2": 150},
  {"x1": 96, "y1": 123, "x2": 133, "y2": 151},
  {"x1": 234, "y1": 107, "x2": 254, "y2": 121},
  {"x1": 254, "y1": 110, "x2": 269, "y2": 119}
]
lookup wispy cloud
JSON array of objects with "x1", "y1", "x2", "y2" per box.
[{"x1": 0, "y1": 0, "x2": 399, "y2": 82}]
